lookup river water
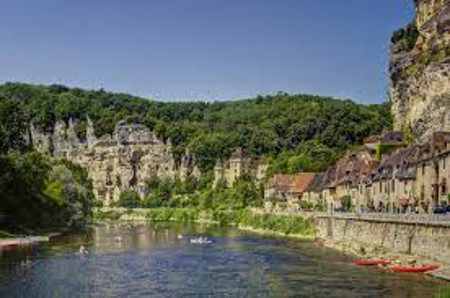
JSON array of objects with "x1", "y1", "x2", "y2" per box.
[{"x1": 0, "y1": 222, "x2": 447, "y2": 297}]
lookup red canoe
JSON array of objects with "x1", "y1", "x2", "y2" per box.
[
  {"x1": 355, "y1": 260, "x2": 392, "y2": 266},
  {"x1": 391, "y1": 264, "x2": 442, "y2": 273}
]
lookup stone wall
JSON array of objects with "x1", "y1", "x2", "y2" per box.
[
  {"x1": 315, "y1": 215, "x2": 450, "y2": 263},
  {"x1": 28, "y1": 118, "x2": 200, "y2": 205}
]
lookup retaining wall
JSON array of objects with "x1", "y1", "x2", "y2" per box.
[{"x1": 315, "y1": 215, "x2": 450, "y2": 263}]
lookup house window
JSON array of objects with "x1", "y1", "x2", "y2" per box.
[
  {"x1": 404, "y1": 181, "x2": 407, "y2": 195},
  {"x1": 380, "y1": 182, "x2": 382, "y2": 193},
  {"x1": 422, "y1": 164, "x2": 425, "y2": 176}
]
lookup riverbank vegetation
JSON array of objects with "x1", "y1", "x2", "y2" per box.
[
  {"x1": 94, "y1": 207, "x2": 315, "y2": 236},
  {"x1": 0, "y1": 100, "x2": 94, "y2": 233},
  {"x1": 0, "y1": 230, "x2": 16, "y2": 238},
  {"x1": 110, "y1": 174, "x2": 263, "y2": 212}
]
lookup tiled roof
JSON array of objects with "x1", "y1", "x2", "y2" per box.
[
  {"x1": 330, "y1": 150, "x2": 377, "y2": 188},
  {"x1": 252, "y1": 156, "x2": 268, "y2": 166},
  {"x1": 370, "y1": 145, "x2": 419, "y2": 182},
  {"x1": 380, "y1": 131, "x2": 404, "y2": 144},
  {"x1": 232, "y1": 148, "x2": 246, "y2": 158},
  {"x1": 291, "y1": 173, "x2": 315, "y2": 194},
  {"x1": 323, "y1": 167, "x2": 338, "y2": 188},
  {"x1": 305, "y1": 172, "x2": 327, "y2": 193},
  {"x1": 267, "y1": 173, "x2": 315, "y2": 194},
  {"x1": 364, "y1": 131, "x2": 404, "y2": 145}
]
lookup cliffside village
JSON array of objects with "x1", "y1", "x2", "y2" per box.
[{"x1": 215, "y1": 131, "x2": 450, "y2": 215}]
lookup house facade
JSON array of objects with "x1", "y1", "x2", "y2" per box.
[
  {"x1": 264, "y1": 173, "x2": 315, "y2": 212},
  {"x1": 213, "y1": 148, "x2": 268, "y2": 188},
  {"x1": 256, "y1": 130, "x2": 450, "y2": 214}
]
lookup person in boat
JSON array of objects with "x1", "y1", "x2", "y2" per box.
[
  {"x1": 78, "y1": 245, "x2": 88, "y2": 255},
  {"x1": 21, "y1": 257, "x2": 32, "y2": 267}
]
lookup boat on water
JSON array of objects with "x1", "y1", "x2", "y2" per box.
[
  {"x1": 190, "y1": 237, "x2": 212, "y2": 244},
  {"x1": 390, "y1": 264, "x2": 442, "y2": 273},
  {"x1": 355, "y1": 260, "x2": 392, "y2": 266},
  {"x1": 355, "y1": 259, "x2": 443, "y2": 273}
]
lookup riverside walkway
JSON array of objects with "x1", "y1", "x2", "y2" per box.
[{"x1": 252, "y1": 209, "x2": 450, "y2": 227}]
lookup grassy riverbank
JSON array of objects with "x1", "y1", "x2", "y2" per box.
[
  {"x1": 0, "y1": 230, "x2": 16, "y2": 239},
  {"x1": 94, "y1": 208, "x2": 315, "y2": 236}
]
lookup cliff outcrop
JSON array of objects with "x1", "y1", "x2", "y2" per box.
[
  {"x1": 390, "y1": 0, "x2": 450, "y2": 140},
  {"x1": 28, "y1": 118, "x2": 200, "y2": 205}
]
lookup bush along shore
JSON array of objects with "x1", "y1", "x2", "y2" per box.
[{"x1": 94, "y1": 208, "x2": 315, "y2": 237}]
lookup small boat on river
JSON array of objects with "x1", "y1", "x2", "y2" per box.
[
  {"x1": 190, "y1": 237, "x2": 212, "y2": 244},
  {"x1": 390, "y1": 264, "x2": 442, "y2": 273}
]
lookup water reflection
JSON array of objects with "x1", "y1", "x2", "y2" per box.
[{"x1": 0, "y1": 223, "x2": 447, "y2": 297}]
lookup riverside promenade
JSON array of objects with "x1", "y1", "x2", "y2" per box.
[{"x1": 254, "y1": 209, "x2": 450, "y2": 227}]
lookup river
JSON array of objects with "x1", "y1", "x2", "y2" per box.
[{"x1": 0, "y1": 222, "x2": 447, "y2": 297}]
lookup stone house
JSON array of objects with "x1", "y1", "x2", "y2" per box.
[
  {"x1": 301, "y1": 172, "x2": 328, "y2": 209},
  {"x1": 323, "y1": 131, "x2": 406, "y2": 212},
  {"x1": 358, "y1": 133, "x2": 450, "y2": 214},
  {"x1": 387, "y1": 146, "x2": 419, "y2": 212},
  {"x1": 357, "y1": 177, "x2": 373, "y2": 212},
  {"x1": 326, "y1": 149, "x2": 378, "y2": 211},
  {"x1": 415, "y1": 132, "x2": 450, "y2": 212},
  {"x1": 364, "y1": 131, "x2": 405, "y2": 158},
  {"x1": 320, "y1": 167, "x2": 338, "y2": 211},
  {"x1": 360, "y1": 145, "x2": 419, "y2": 213},
  {"x1": 264, "y1": 173, "x2": 315, "y2": 212},
  {"x1": 213, "y1": 148, "x2": 268, "y2": 188},
  {"x1": 254, "y1": 157, "x2": 269, "y2": 182},
  {"x1": 370, "y1": 174, "x2": 385, "y2": 212}
]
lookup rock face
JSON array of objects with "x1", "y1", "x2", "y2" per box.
[
  {"x1": 390, "y1": 0, "x2": 450, "y2": 140},
  {"x1": 29, "y1": 119, "x2": 200, "y2": 205}
]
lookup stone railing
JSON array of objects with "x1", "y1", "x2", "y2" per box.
[
  {"x1": 252, "y1": 208, "x2": 450, "y2": 226},
  {"x1": 315, "y1": 212, "x2": 450, "y2": 226}
]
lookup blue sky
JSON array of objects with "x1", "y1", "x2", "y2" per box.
[{"x1": 0, "y1": 0, "x2": 415, "y2": 103}]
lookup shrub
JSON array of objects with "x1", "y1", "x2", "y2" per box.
[
  {"x1": 146, "y1": 208, "x2": 200, "y2": 222},
  {"x1": 94, "y1": 209, "x2": 124, "y2": 221},
  {"x1": 147, "y1": 208, "x2": 174, "y2": 221},
  {"x1": 340, "y1": 195, "x2": 352, "y2": 212},
  {"x1": 0, "y1": 230, "x2": 16, "y2": 238},
  {"x1": 391, "y1": 23, "x2": 418, "y2": 53},
  {"x1": 44, "y1": 182, "x2": 65, "y2": 206},
  {"x1": 299, "y1": 200, "x2": 314, "y2": 210},
  {"x1": 118, "y1": 190, "x2": 141, "y2": 208}
]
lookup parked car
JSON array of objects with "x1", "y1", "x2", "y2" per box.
[
  {"x1": 301, "y1": 208, "x2": 314, "y2": 212},
  {"x1": 433, "y1": 206, "x2": 450, "y2": 214}
]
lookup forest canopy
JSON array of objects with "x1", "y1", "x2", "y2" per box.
[{"x1": 0, "y1": 82, "x2": 392, "y2": 172}]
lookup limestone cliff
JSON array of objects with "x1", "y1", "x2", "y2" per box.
[
  {"x1": 390, "y1": 0, "x2": 450, "y2": 140},
  {"x1": 28, "y1": 118, "x2": 200, "y2": 205}
]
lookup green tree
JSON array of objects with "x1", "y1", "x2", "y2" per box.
[
  {"x1": 0, "y1": 100, "x2": 27, "y2": 153},
  {"x1": 118, "y1": 190, "x2": 141, "y2": 208}
]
